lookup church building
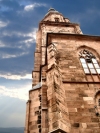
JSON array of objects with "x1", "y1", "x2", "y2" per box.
[{"x1": 24, "y1": 8, "x2": 100, "y2": 133}]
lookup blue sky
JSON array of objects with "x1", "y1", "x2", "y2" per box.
[{"x1": 0, "y1": 0, "x2": 100, "y2": 127}]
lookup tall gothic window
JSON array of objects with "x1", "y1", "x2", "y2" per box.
[{"x1": 79, "y1": 49, "x2": 100, "y2": 75}]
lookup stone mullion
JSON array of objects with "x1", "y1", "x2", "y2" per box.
[{"x1": 92, "y1": 60, "x2": 100, "y2": 81}]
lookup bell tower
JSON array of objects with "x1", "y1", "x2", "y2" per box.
[{"x1": 24, "y1": 8, "x2": 100, "y2": 133}]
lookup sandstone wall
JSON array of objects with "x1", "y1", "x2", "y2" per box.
[{"x1": 46, "y1": 34, "x2": 100, "y2": 133}]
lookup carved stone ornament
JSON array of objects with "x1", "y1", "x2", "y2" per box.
[{"x1": 79, "y1": 49, "x2": 95, "y2": 60}]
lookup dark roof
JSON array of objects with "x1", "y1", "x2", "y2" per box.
[
  {"x1": 44, "y1": 8, "x2": 60, "y2": 17},
  {"x1": 48, "y1": 8, "x2": 58, "y2": 13}
]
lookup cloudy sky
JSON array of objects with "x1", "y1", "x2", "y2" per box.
[{"x1": 0, "y1": 0, "x2": 100, "y2": 128}]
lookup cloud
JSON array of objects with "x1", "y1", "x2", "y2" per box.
[
  {"x1": 27, "y1": 28, "x2": 37, "y2": 40},
  {"x1": 1, "y1": 27, "x2": 37, "y2": 47},
  {"x1": 2, "y1": 28, "x2": 37, "y2": 39},
  {"x1": 0, "y1": 73, "x2": 32, "y2": 80},
  {"x1": 24, "y1": 4, "x2": 35, "y2": 11},
  {"x1": 24, "y1": 3, "x2": 47, "y2": 11},
  {"x1": 0, "y1": 20, "x2": 9, "y2": 28},
  {"x1": 0, "y1": 41, "x2": 6, "y2": 47},
  {"x1": 1, "y1": 51, "x2": 29, "y2": 59},
  {"x1": 0, "y1": 0, "x2": 47, "y2": 76},
  {"x1": 18, "y1": 28, "x2": 37, "y2": 45},
  {"x1": 0, "y1": 83, "x2": 31, "y2": 101}
]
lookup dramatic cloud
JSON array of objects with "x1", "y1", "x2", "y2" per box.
[
  {"x1": 0, "y1": 83, "x2": 31, "y2": 101},
  {"x1": 0, "y1": 1, "x2": 44, "y2": 76}
]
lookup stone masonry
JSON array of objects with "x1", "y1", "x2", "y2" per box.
[{"x1": 24, "y1": 8, "x2": 100, "y2": 133}]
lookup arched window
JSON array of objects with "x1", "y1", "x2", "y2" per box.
[
  {"x1": 98, "y1": 99, "x2": 100, "y2": 106},
  {"x1": 94, "y1": 91, "x2": 100, "y2": 116},
  {"x1": 79, "y1": 49, "x2": 100, "y2": 74}
]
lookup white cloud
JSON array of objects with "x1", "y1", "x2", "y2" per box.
[
  {"x1": 24, "y1": 4, "x2": 35, "y2": 11},
  {"x1": 0, "y1": 73, "x2": 32, "y2": 80},
  {"x1": 0, "y1": 73, "x2": 32, "y2": 101},
  {"x1": 1, "y1": 28, "x2": 37, "y2": 48},
  {"x1": 0, "y1": 84, "x2": 31, "y2": 101},
  {"x1": 2, "y1": 54, "x2": 16, "y2": 58},
  {"x1": 1, "y1": 51, "x2": 29, "y2": 59},
  {"x1": 20, "y1": 28, "x2": 37, "y2": 46},
  {"x1": 2, "y1": 28, "x2": 37, "y2": 38},
  {"x1": 27, "y1": 28, "x2": 37, "y2": 40},
  {"x1": 24, "y1": 3, "x2": 47, "y2": 11},
  {"x1": 0, "y1": 20, "x2": 9, "y2": 28}
]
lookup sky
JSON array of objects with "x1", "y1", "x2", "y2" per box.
[{"x1": 0, "y1": 0, "x2": 100, "y2": 128}]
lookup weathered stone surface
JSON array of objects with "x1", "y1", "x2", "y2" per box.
[{"x1": 24, "y1": 8, "x2": 100, "y2": 133}]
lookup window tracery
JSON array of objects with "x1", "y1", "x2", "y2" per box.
[{"x1": 79, "y1": 49, "x2": 100, "y2": 75}]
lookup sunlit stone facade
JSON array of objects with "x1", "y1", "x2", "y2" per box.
[{"x1": 24, "y1": 8, "x2": 100, "y2": 133}]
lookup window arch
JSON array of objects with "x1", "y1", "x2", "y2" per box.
[
  {"x1": 95, "y1": 91, "x2": 100, "y2": 106},
  {"x1": 79, "y1": 49, "x2": 100, "y2": 74},
  {"x1": 94, "y1": 91, "x2": 100, "y2": 116}
]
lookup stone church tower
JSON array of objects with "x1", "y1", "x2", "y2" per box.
[{"x1": 24, "y1": 8, "x2": 100, "y2": 133}]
